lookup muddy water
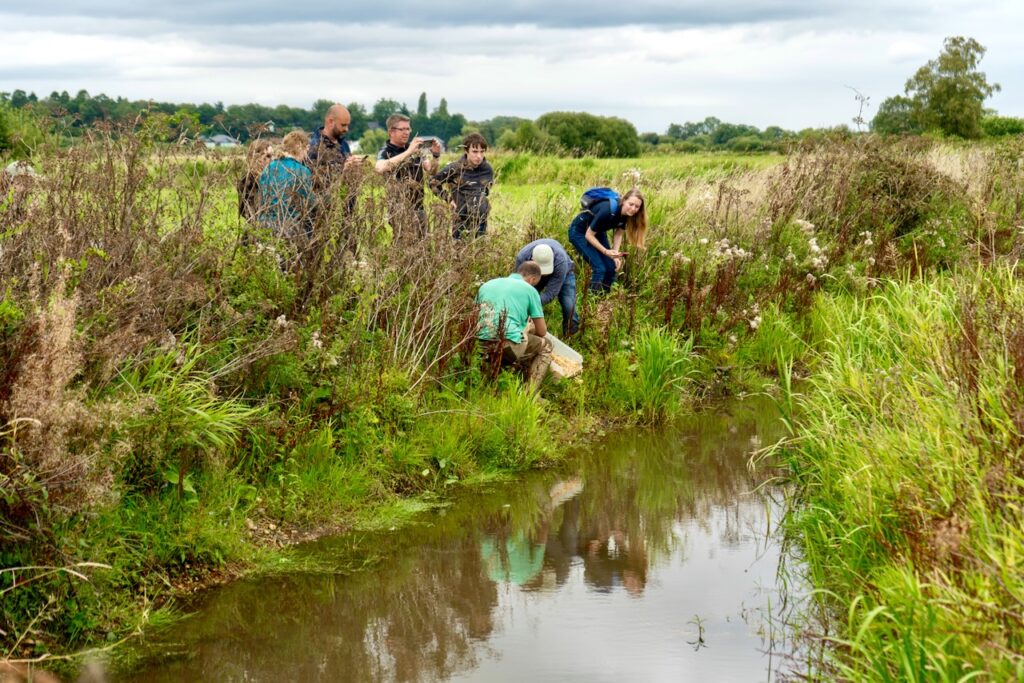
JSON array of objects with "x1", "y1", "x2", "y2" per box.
[{"x1": 122, "y1": 398, "x2": 803, "y2": 682}]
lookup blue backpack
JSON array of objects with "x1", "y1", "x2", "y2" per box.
[{"x1": 580, "y1": 187, "x2": 619, "y2": 214}]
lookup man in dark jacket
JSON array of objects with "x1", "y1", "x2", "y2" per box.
[
  {"x1": 429, "y1": 132, "x2": 494, "y2": 239},
  {"x1": 375, "y1": 113, "x2": 441, "y2": 238},
  {"x1": 307, "y1": 103, "x2": 363, "y2": 217},
  {"x1": 514, "y1": 238, "x2": 580, "y2": 336}
]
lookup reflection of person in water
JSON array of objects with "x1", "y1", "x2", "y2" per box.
[
  {"x1": 531, "y1": 479, "x2": 649, "y2": 597},
  {"x1": 481, "y1": 478, "x2": 584, "y2": 588},
  {"x1": 581, "y1": 527, "x2": 648, "y2": 597},
  {"x1": 480, "y1": 531, "x2": 547, "y2": 585},
  {"x1": 532, "y1": 495, "x2": 580, "y2": 588},
  {"x1": 483, "y1": 476, "x2": 647, "y2": 596}
]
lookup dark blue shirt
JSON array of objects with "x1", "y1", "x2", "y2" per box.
[
  {"x1": 429, "y1": 156, "x2": 494, "y2": 218},
  {"x1": 307, "y1": 127, "x2": 350, "y2": 184},
  {"x1": 570, "y1": 200, "x2": 626, "y2": 239}
]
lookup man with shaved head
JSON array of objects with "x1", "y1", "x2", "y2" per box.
[
  {"x1": 308, "y1": 103, "x2": 365, "y2": 217},
  {"x1": 309, "y1": 103, "x2": 354, "y2": 175}
]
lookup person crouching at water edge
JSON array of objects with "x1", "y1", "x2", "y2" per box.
[
  {"x1": 476, "y1": 261, "x2": 553, "y2": 391},
  {"x1": 514, "y1": 239, "x2": 579, "y2": 336},
  {"x1": 567, "y1": 188, "x2": 648, "y2": 294}
]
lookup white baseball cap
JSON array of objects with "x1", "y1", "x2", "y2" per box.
[{"x1": 532, "y1": 243, "x2": 554, "y2": 275}]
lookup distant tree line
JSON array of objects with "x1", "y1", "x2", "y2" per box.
[
  {"x1": 0, "y1": 89, "x2": 454, "y2": 143},
  {"x1": 1, "y1": 88, "x2": 804, "y2": 159},
  {"x1": 641, "y1": 117, "x2": 797, "y2": 153}
]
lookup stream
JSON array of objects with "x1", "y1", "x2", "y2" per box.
[{"x1": 120, "y1": 397, "x2": 807, "y2": 682}]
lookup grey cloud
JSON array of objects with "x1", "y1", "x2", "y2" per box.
[
  {"x1": 8, "y1": 0, "x2": 942, "y2": 30},
  {"x1": 0, "y1": 64, "x2": 119, "y2": 81}
]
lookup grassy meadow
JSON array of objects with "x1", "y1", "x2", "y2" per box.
[{"x1": 3, "y1": 129, "x2": 1024, "y2": 679}]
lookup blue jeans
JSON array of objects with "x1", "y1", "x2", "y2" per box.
[
  {"x1": 558, "y1": 271, "x2": 580, "y2": 335},
  {"x1": 568, "y1": 215, "x2": 616, "y2": 293}
]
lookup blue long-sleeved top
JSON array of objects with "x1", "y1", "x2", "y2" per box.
[
  {"x1": 514, "y1": 238, "x2": 575, "y2": 305},
  {"x1": 569, "y1": 200, "x2": 626, "y2": 240},
  {"x1": 258, "y1": 157, "x2": 314, "y2": 239}
]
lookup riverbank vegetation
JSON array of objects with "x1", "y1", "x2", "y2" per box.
[
  {"x1": 775, "y1": 269, "x2": 1024, "y2": 680},
  {"x1": 3, "y1": 125, "x2": 1024, "y2": 678}
]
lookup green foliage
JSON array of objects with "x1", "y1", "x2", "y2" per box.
[
  {"x1": 625, "y1": 328, "x2": 695, "y2": 423},
  {"x1": 119, "y1": 342, "x2": 262, "y2": 495},
  {"x1": 467, "y1": 115, "x2": 532, "y2": 147},
  {"x1": 497, "y1": 121, "x2": 560, "y2": 154},
  {"x1": 782, "y1": 270, "x2": 1024, "y2": 678},
  {"x1": 262, "y1": 424, "x2": 375, "y2": 523},
  {"x1": 981, "y1": 114, "x2": 1024, "y2": 137},
  {"x1": 903, "y1": 36, "x2": 1001, "y2": 139},
  {"x1": 655, "y1": 116, "x2": 792, "y2": 152},
  {"x1": 358, "y1": 128, "x2": 387, "y2": 155},
  {"x1": 0, "y1": 102, "x2": 50, "y2": 159},
  {"x1": 535, "y1": 111, "x2": 640, "y2": 158},
  {"x1": 767, "y1": 137, "x2": 969, "y2": 269},
  {"x1": 871, "y1": 95, "x2": 922, "y2": 135},
  {"x1": 736, "y1": 304, "x2": 808, "y2": 375}
]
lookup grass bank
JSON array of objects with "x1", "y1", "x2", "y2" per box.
[{"x1": 774, "y1": 268, "x2": 1024, "y2": 680}]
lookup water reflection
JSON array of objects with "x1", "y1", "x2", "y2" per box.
[{"x1": 123, "y1": 398, "x2": 796, "y2": 682}]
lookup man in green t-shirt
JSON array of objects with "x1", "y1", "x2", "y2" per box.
[{"x1": 476, "y1": 261, "x2": 552, "y2": 389}]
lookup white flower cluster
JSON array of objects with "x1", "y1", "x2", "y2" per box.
[
  {"x1": 859, "y1": 230, "x2": 874, "y2": 247},
  {"x1": 807, "y1": 237, "x2": 828, "y2": 271},
  {"x1": 711, "y1": 237, "x2": 750, "y2": 260},
  {"x1": 921, "y1": 229, "x2": 947, "y2": 249},
  {"x1": 742, "y1": 303, "x2": 762, "y2": 330},
  {"x1": 623, "y1": 168, "x2": 642, "y2": 184},
  {"x1": 908, "y1": 219, "x2": 951, "y2": 251},
  {"x1": 275, "y1": 314, "x2": 289, "y2": 328},
  {"x1": 311, "y1": 330, "x2": 323, "y2": 350}
]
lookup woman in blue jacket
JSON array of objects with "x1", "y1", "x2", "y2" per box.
[
  {"x1": 567, "y1": 188, "x2": 647, "y2": 293},
  {"x1": 258, "y1": 130, "x2": 315, "y2": 247}
]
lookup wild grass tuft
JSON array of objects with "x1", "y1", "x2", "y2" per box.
[{"x1": 626, "y1": 327, "x2": 696, "y2": 423}]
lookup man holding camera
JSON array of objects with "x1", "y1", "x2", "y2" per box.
[{"x1": 375, "y1": 113, "x2": 441, "y2": 238}]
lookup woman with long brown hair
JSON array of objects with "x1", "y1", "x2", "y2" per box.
[{"x1": 567, "y1": 188, "x2": 647, "y2": 293}]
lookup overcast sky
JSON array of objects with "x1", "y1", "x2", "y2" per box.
[{"x1": 2, "y1": 1, "x2": 1020, "y2": 133}]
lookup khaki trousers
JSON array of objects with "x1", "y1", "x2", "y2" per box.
[{"x1": 501, "y1": 333, "x2": 553, "y2": 389}]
